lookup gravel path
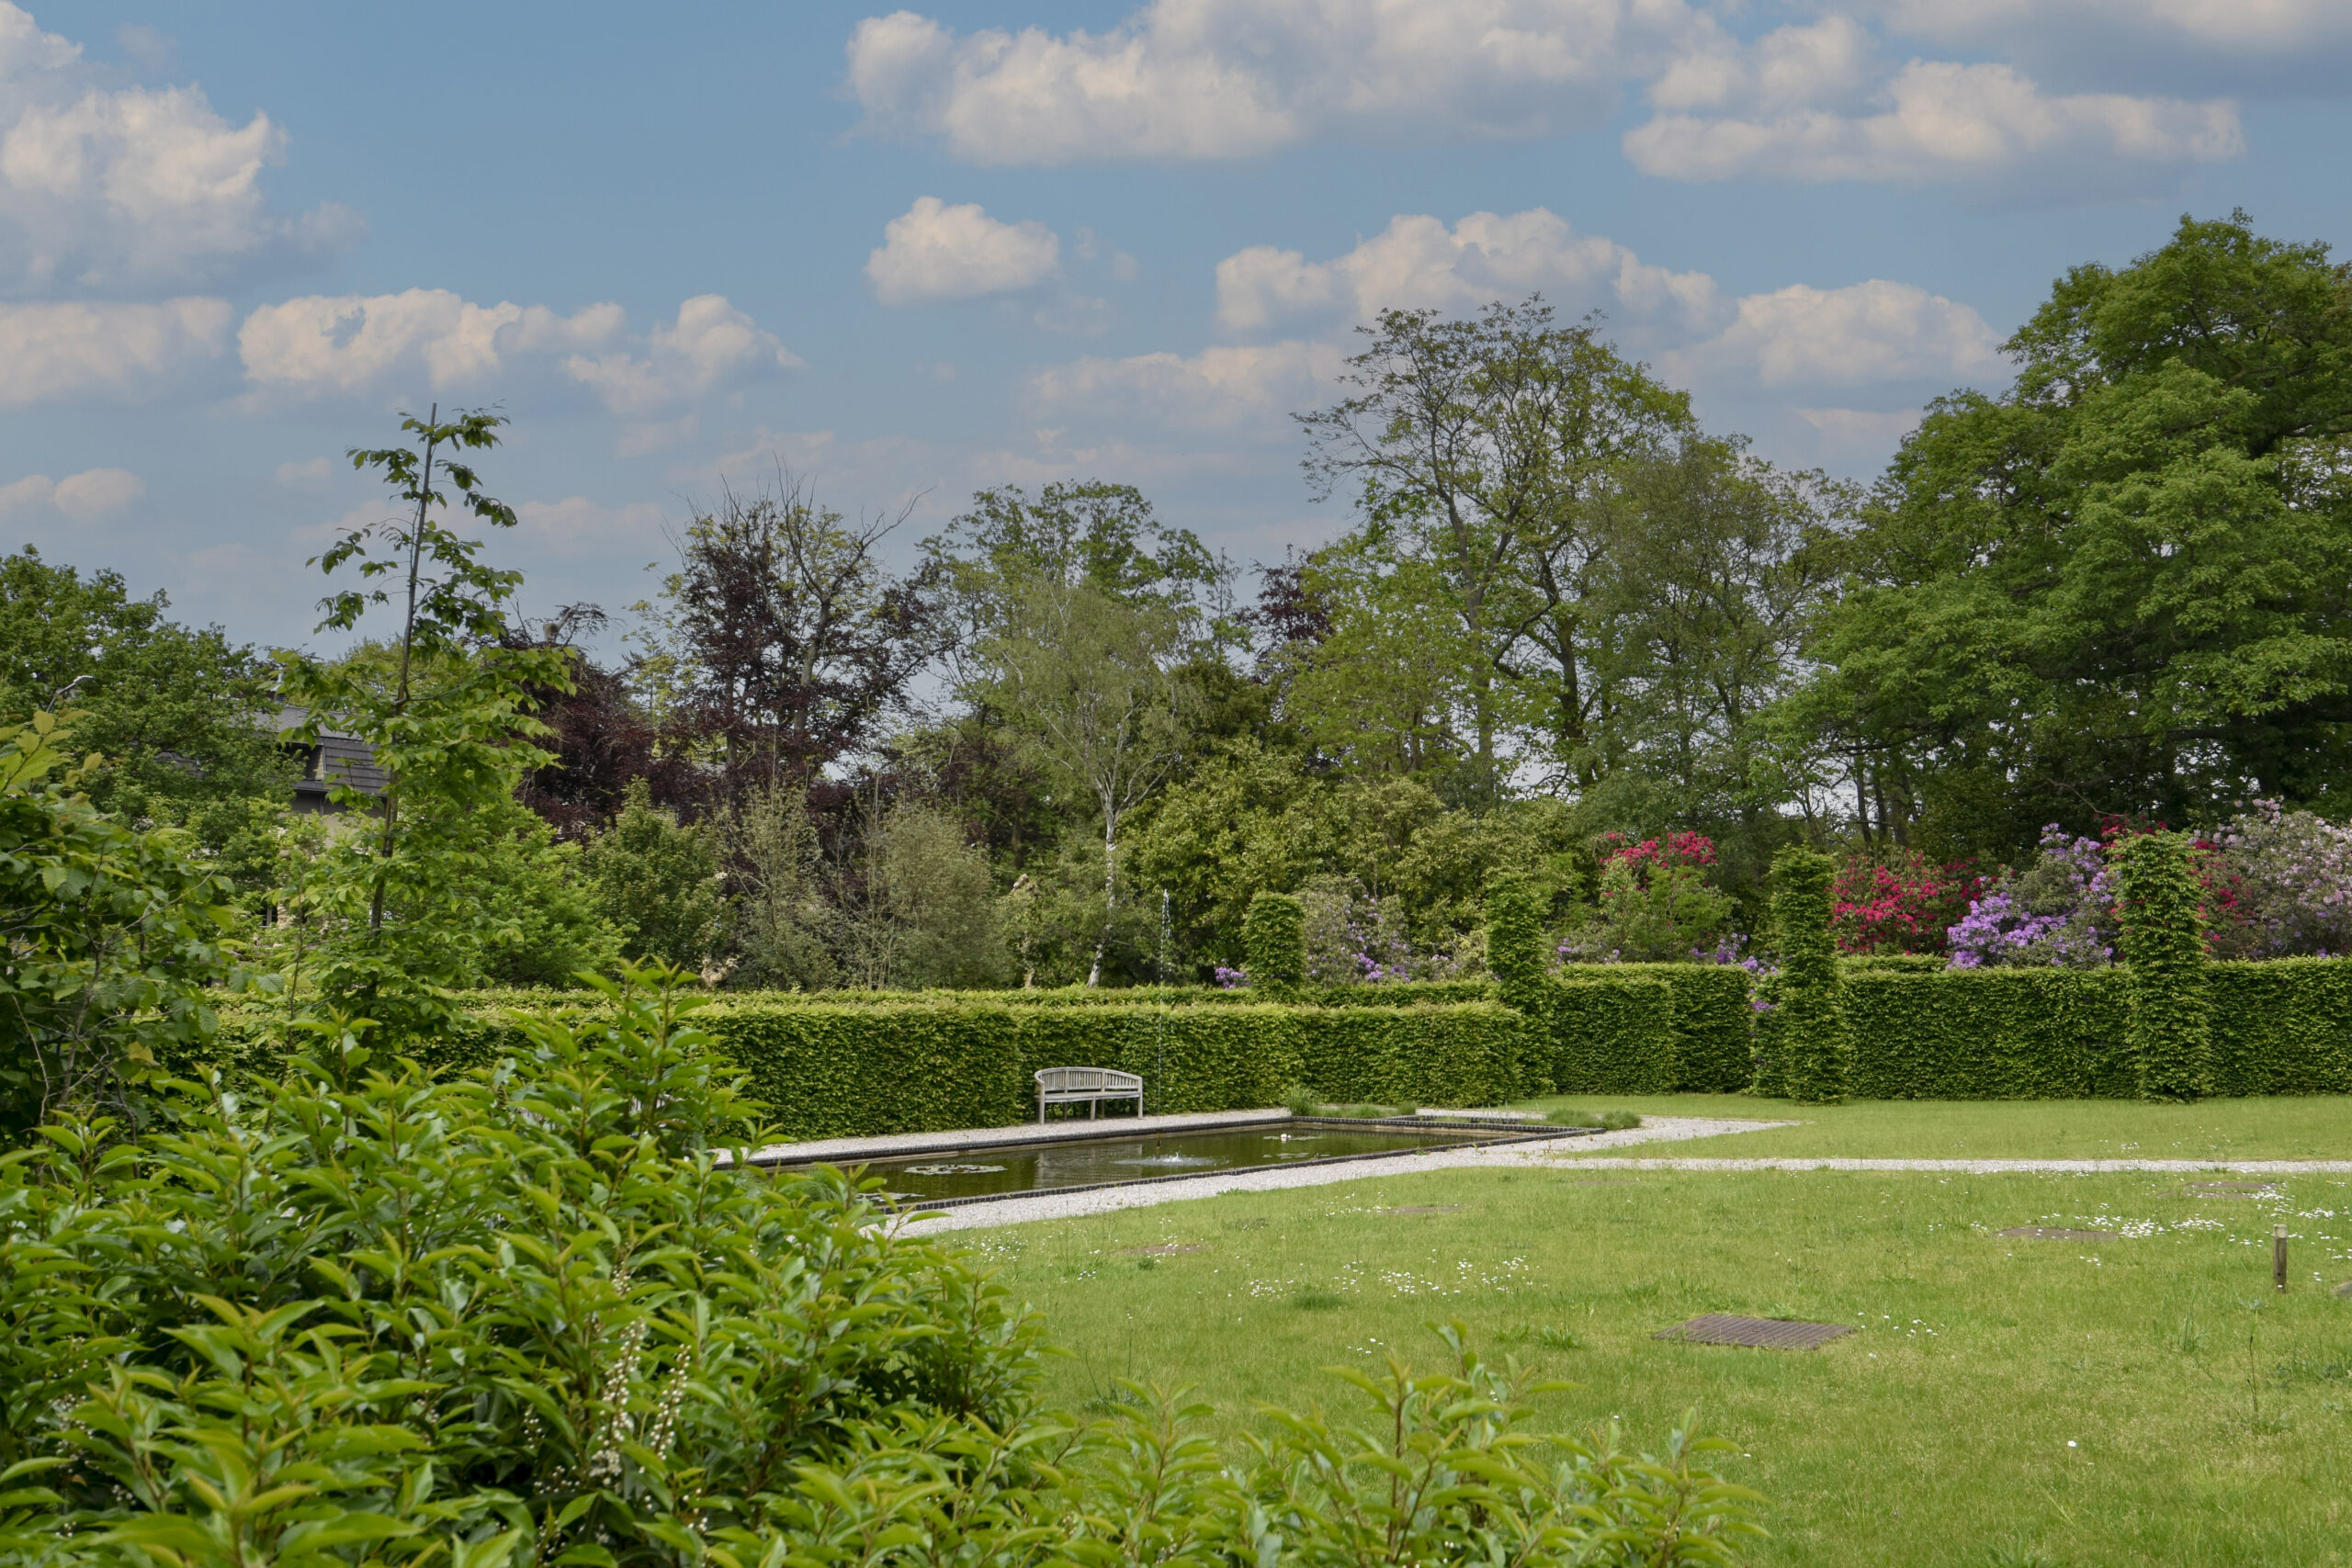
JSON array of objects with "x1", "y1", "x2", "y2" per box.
[{"x1": 900, "y1": 1115, "x2": 1790, "y2": 1233}]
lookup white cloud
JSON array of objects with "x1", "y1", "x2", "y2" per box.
[
  {"x1": 845, "y1": 0, "x2": 1690, "y2": 164},
  {"x1": 866, "y1": 196, "x2": 1060, "y2": 304},
  {"x1": 0, "y1": 3, "x2": 358, "y2": 292},
  {"x1": 1026, "y1": 340, "x2": 1347, "y2": 433},
  {"x1": 0, "y1": 294, "x2": 226, "y2": 404},
  {"x1": 275, "y1": 455, "x2": 332, "y2": 489},
  {"x1": 236, "y1": 290, "x2": 791, "y2": 440},
  {"x1": 1869, "y1": 1, "x2": 2352, "y2": 92},
  {"x1": 513, "y1": 496, "x2": 670, "y2": 549},
  {"x1": 1195, "y1": 209, "x2": 2002, "y2": 419},
  {"x1": 1661, "y1": 279, "x2": 2004, "y2": 389},
  {"x1": 1626, "y1": 57, "x2": 2243, "y2": 189},
  {"x1": 558, "y1": 295, "x2": 801, "y2": 450},
  {"x1": 238, "y1": 288, "x2": 601, "y2": 395},
  {"x1": 1216, "y1": 207, "x2": 1725, "y2": 337},
  {"x1": 1796, "y1": 405, "x2": 1926, "y2": 446},
  {"x1": 0, "y1": 463, "x2": 142, "y2": 519}
]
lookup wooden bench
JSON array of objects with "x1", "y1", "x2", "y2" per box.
[{"x1": 1035, "y1": 1066, "x2": 1144, "y2": 1122}]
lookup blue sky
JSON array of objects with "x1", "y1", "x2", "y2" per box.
[{"x1": 5, "y1": 0, "x2": 2348, "y2": 654}]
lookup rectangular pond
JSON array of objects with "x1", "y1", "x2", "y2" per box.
[{"x1": 780, "y1": 1118, "x2": 1575, "y2": 1207}]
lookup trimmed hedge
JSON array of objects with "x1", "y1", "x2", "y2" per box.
[
  {"x1": 1556, "y1": 964, "x2": 1753, "y2": 1092},
  {"x1": 2113, "y1": 831, "x2": 2211, "y2": 1100},
  {"x1": 1844, "y1": 970, "x2": 2133, "y2": 1100},
  {"x1": 1544, "y1": 978, "x2": 1674, "y2": 1095},
  {"x1": 1772, "y1": 847, "x2": 1849, "y2": 1105},
  {"x1": 213, "y1": 995, "x2": 1529, "y2": 1137},
  {"x1": 1292, "y1": 1003, "x2": 1531, "y2": 1109},
  {"x1": 2209, "y1": 959, "x2": 2352, "y2": 1095}
]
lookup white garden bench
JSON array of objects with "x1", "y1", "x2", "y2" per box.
[{"x1": 1035, "y1": 1066, "x2": 1144, "y2": 1122}]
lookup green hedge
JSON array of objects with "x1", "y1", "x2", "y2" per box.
[
  {"x1": 1844, "y1": 970, "x2": 2134, "y2": 1100},
  {"x1": 1556, "y1": 964, "x2": 1753, "y2": 1092},
  {"x1": 1292, "y1": 1003, "x2": 1529, "y2": 1109},
  {"x1": 213, "y1": 995, "x2": 1527, "y2": 1137},
  {"x1": 438, "y1": 982, "x2": 1502, "y2": 1010},
  {"x1": 2208, "y1": 959, "x2": 2352, "y2": 1095},
  {"x1": 1537, "y1": 978, "x2": 1674, "y2": 1096}
]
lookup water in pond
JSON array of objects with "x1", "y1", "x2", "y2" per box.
[{"x1": 827, "y1": 1123, "x2": 1513, "y2": 1203}]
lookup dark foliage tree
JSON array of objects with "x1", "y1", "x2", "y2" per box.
[
  {"x1": 503, "y1": 604, "x2": 698, "y2": 837},
  {"x1": 646, "y1": 476, "x2": 947, "y2": 803}
]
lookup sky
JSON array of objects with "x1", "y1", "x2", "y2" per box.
[{"x1": 3, "y1": 0, "x2": 2348, "y2": 656}]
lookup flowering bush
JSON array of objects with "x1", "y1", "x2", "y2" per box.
[
  {"x1": 1557, "y1": 831, "x2": 1737, "y2": 963},
  {"x1": 2211, "y1": 800, "x2": 2352, "y2": 957},
  {"x1": 1830, "y1": 849, "x2": 1981, "y2": 954},
  {"x1": 1947, "y1": 826, "x2": 2115, "y2": 968},
  {"x1": 1298, "y1": 874, "x2": 1458, "y2": 982}
]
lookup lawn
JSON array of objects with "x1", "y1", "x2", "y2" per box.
[
  {"x1": 945, "y1": 1164, "x2": 2352, "y2": 1567},
  {"x1": 1517, "y1": 1091, "x2": 2352, "y2": 1161}
]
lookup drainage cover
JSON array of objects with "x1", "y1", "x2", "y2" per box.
[
  {"x1": 1655, "y1": 1314, "x2": 1853, "y2": 1350},
  {"x1": 2000, "y1": 1226, "x2": 2118, "y2": 1241},
  {"x1": 1119, "y1": 1243, "x2": 1201, "y2": 1256},
  {"x1": 2185, "y1": 1181, "x2": 2278, "y2": 1197}
]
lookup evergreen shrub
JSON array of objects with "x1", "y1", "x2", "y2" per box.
[
  {"x1": 1241, "y1": 890, "x2": 1306, "y2": 992},
  {"x1": 2112, "y1": 830, "x2": 2211, "y2": 1100},
  {"x1": 1772, "y1": 846, "x2": 1849, "y2": 1104}
]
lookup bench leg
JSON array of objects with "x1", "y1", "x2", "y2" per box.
[{"x1": 1039, "y1": 1091, "x2": 1046, "y2": 1123}]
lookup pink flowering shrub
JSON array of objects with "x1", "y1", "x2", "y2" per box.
[
  {"x1": 1831, "y1": 850, "x2": 1982, "y2": 955},
  {"x1": 1946, "y1": 826, "x2": 2116, "y2": 969},
  {"x1": 1557, "y1": 830, "x2": 1737, "y2": 963},
  {"x1": 2211, "y1": 801, "x2": 2352, "y2": 957}
]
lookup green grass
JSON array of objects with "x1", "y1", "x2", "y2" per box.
[
  {"x1": 1520, "y1": 1092, "x2": 2352, "y2": 1160},
  {"x1": 951, "y1": 1165, "x2": 2352, "y2": 1567}
]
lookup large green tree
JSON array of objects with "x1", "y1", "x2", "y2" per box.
[
  {"x1": 0, "y1": 548, "x2": 291, "y2": 886},
  {"x1": 1297, "y1": 298, "x2": 1693, "y2": 784},
  {"x1": 1806, "y1": 212, "x2": 2352, "y2": 855}
]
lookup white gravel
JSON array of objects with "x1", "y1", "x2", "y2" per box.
[{"x1": 901, "y1": 1115, "x2": 1790, "y2": 1233}]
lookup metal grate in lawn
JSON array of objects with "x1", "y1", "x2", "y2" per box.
[{"x1": 1654, "y1": 1314, "x2": 1854, "y2": 1350}]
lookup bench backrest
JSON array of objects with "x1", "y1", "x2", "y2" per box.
[{"x1": 1035, "y1": 1066, "x2": 1143, "y2": 1093}]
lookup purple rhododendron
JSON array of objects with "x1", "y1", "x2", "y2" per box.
[{"x1": 1946, "y1": 826, "x2": 2115, "y2": 969}]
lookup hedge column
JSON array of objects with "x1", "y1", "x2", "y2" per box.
[
  {"x1": 1242, "y1": 892, "x2": 1306, "y2": 997},
  {"x1": 1771, "y1": 845, "x2": 1849, "y2": 1105},
  {"x1": 2112, "y1": 831, "x2": 2211, "y2": 1101}
]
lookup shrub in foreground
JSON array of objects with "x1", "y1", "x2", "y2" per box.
[{"x1": 0, "y1": 970, "x2": 1765, "y2": 1567}]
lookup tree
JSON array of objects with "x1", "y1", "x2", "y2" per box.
[
  {"x1": 0, "y1": 547, "x2": 292, "y2": 889},
  {"x1": 0, "y1": 712, "x2": 247, "y2": 1139},
  {"x1": 1298, "y1": 298, "x2": 1693, "y2": 782},
  {"x1": 639, "y1": 474, "x2": 945, "y2": 803},
  {"x1": 716, "y1": 779, "x2": 834, "y2": 989},
  {"x1": 1578, "y1": 436, "x2": 1847, "y2": 880},
  {"x1": 1807, "y1": 212, "x2": 2352, "y2": 858},
  {"x1": 981, "y1": 578, "x2": 1192, "y2": 986},
  {"x1": 275, "y1": 408, "x2": 572, "y2": 1043},
  {"x1": 506, "y1": 604, "x2": 697, "y2": 837},
  {"x1": 930, "y1": 480, "x2": 1229, "y2": 987},
  {"x1": 582, "y1": 778, "x2": 723, "y2": 971}
]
